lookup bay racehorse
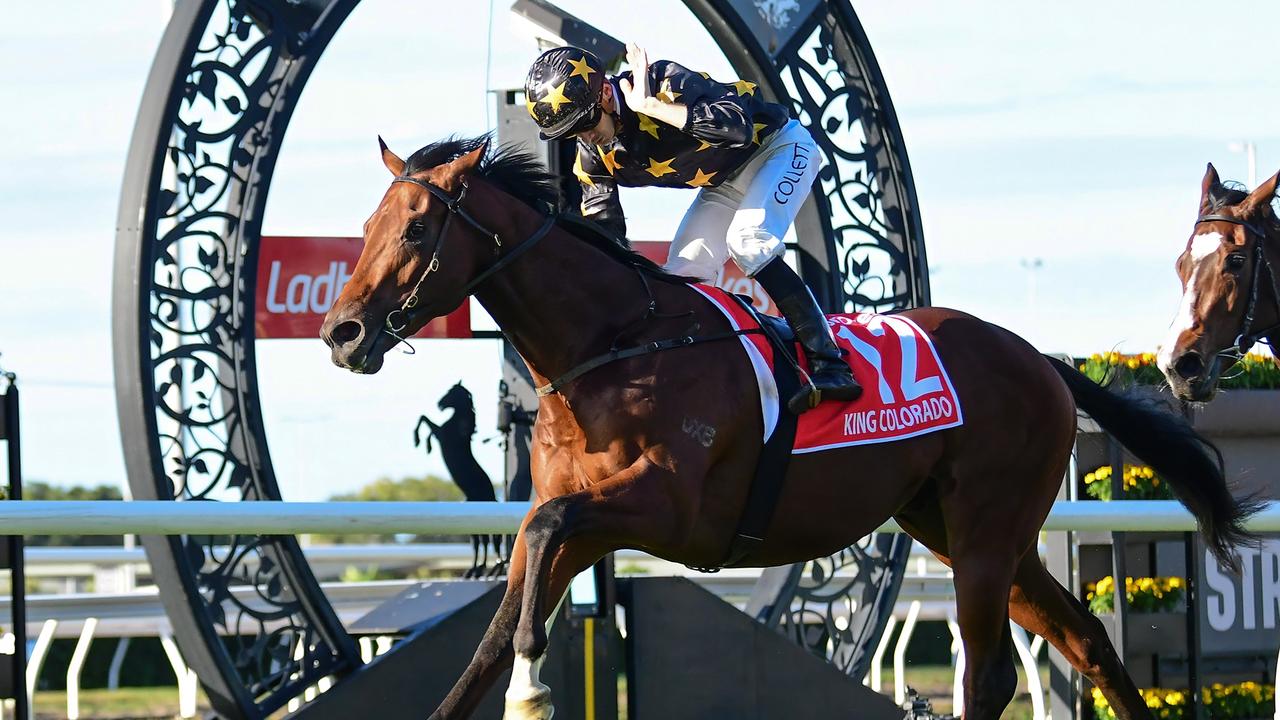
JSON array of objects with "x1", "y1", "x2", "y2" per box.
[
  {"x1": 320, "y1": 136, "x2": 1258, "y2": 720},
  {"x1": 1159, "y1": 164, "x2": 1280, "y2": 400}
]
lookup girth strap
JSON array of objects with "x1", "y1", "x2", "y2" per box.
[
  {"x1": 534, "y1": 329, "x2": 763, "y2": 397},
  {"x1": 691, "y1": 294, "x2": 802, "y2": 572}
]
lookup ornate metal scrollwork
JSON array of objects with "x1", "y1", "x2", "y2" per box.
[
  {"x1": 117, "y1": 1, "x2": 923, "y2": 715},
  {"x1": 777, "y1": 8, "x2": 927, "y2": 312},
  {"x1": 756, "y1": 1, "x2": 923, "y2": 681},
  {"x1": 117, "y1": 1, "x2": 359, "y2": 717}
]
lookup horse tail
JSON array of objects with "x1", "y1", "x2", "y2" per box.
[{"x1": 1044, "y1": 355, "x2": 1263, "y2": 571}]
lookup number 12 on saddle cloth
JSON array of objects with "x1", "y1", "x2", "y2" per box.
[{"x1": 695, "y1": 285, "x2": 965, "y2": 453}]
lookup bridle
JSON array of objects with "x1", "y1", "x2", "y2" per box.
[
  {"x1": 375, "y1": 172, "x2": 761, "y2": 398},
  {"x1": 382, "y1": 174, "x2": 555, "y2": 344},
  {"x1": 1194, "y1": 212, "x2": 1280, "y2": 355}
]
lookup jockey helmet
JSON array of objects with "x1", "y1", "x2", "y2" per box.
[{"x1": 524, "y1": 47, "x2": 606, "y2": 141}]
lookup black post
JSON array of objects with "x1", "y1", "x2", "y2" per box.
[
  {"x1": 1108, "y1": 437, "x2": 1128, "y2": 661},
  {"x1": 1184, "y1": 532, "x2": 1204, "y2": 720},
  {"x1": 1, "y1": 374, "x2": 27, "y2": 720}
]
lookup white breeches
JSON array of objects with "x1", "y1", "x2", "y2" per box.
[{"x1": 664, "y1": 119, "x2": 821, "y2": 281}]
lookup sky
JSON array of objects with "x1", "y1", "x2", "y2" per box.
[{"x1": 2, "y1": 1, "x2": 1279, "y2": 501}]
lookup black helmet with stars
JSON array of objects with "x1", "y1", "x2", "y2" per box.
[{"x1": 524, "y1": 47, "x2": 605, "y2": 141}]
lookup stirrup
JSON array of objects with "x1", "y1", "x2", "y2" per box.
[{"x1": 787, "y1": 381, "x2": 821, "y2": 415}]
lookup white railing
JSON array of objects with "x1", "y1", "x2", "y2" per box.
[
  {"x1": 3, "y1": 499, "x2": 1279, "y2": 535},
  {"x1": 2, "y1": 499, "x2": 1277, "y2": 720}
]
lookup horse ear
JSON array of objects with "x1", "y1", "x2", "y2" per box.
[
  {"x1": 1200, "y1": 162, "x2": 1220, "y2": 215},
  {"x1": 1243, "y1": 170, "x2": 1280, "y2": 215},
  {"x1": 452, "y1": 141, "x2": 488, "y2": 178},
  {"x1": 379, "y1": 135, "x2": 405, "y2": 176}
]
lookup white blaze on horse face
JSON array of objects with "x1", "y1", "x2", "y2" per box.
[{"x1": 1158, "y1": 231, "x2": 1225, "y2": 373}]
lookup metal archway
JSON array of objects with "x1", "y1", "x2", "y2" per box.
[{"x1": 112, "y1": 1, "x2": 927, "y2": 717}]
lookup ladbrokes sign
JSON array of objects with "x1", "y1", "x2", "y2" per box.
[
  {"x1": 255, "y1": 236, "x2": 470, "y2": 339},
  {"x1": 254, "y1": 236, "x2": 777, "y2": 340}
]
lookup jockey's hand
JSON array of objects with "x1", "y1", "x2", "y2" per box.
[
  {"x1": 617, "y1": 42, "x2": 689, "y2": 129},
  {"x1": 617, "y1": 42, "x2": 653, "y2": 114}
]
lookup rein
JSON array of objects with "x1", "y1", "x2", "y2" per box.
[
  {"x1": 382, "y1": 174, "x2": 760, "y2": 394},
  {"x1": 1195, "y1": 213, "x2": 1280, "y2": 355}
]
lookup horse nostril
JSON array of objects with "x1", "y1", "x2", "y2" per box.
[
  {"x1": 329, "y1": 319, "x2": 364, "y2": 348},
  {"x1": 1174, "y1": 352, "x2": 1205, "y2": 380}
]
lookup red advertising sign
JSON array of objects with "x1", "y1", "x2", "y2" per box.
[
  {"x1": 256, "y1": 236, "x2": 470, "y2": 340},
  {"x1": 254, "y1": 236, "x2": 777, "y2": 340}
]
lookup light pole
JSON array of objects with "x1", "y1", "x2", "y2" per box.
[{"x1": 1228, "y1": 141, "x2": 1257, "y2": 188}]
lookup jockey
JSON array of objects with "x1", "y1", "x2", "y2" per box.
[{"x1": 524, "y1": 43, "x2": 862, "y2": 414}]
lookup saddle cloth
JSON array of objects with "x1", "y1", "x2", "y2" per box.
[{"x1": 691, "y1": 285, "x2": 965, "y2": 453}]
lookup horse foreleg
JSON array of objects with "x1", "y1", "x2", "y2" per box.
[
  {"x1": 428, "y1": 533, "x2": 530, "y2": 720},
  {"x1": 504, "y1": 539, "x2": 602, "y2": 720},
  {"x1": 507, "y1": 460, "x2": 683, "y2": 720}
]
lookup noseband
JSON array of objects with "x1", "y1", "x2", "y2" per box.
[
  {"x1": 1195, "y1": 213, "x2": 1280, "y2": 355},
  {"x1": 383, "y1": 175, "x2": 555, "y2": 340}
]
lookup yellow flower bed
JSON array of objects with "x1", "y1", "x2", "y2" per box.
[
  {"x1": 1086, "y1": 575, "x2": 1184, "y2": 614},
  {"x1": 1083, "y1": 464, "x2": 1172, "y2": 501},
  {"x1": 1077, "y1": 351, "x2": 1280, "y2": 389},
  {"x1": 1092, "y1": 682, "x2": 1275, "y2": 720}
]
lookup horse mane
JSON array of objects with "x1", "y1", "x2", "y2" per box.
[
  {"x1": 403, "y1": 134, "x2": 692, "y2": 284},
  {"x1": 1207, "y1": 180, "x2": 1280, "y2": 236}
]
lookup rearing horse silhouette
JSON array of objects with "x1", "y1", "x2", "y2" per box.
[
  {"x1": 321, "y1": 136, "x2": 1258, "y2": 720},
  {"x1": 414, "y1": 381, "x2": 503, "y2": 577}
]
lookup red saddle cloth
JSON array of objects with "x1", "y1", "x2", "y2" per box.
[{"x1": 693, "y1": 285, "x2": 965, "y2": 453}]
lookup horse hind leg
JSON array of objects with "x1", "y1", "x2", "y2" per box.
[
  {"x1": 949, "y1": 542, "x2": 1021, "y2": 720},
  {"x1": 1009, "y1": 553, "x2": 1150, "y2": 720}
]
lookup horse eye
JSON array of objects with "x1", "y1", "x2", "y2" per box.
[
  {"x1": 406, "y1": 220, "x2": 426, "y2": 242},
  {"x1": 1226, "y1": 253, "x2": 1247, "y2": 271}
]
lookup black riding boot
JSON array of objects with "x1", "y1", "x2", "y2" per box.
[{"x1": 754, "y1": 257, "x2": 862, "y2": 414}]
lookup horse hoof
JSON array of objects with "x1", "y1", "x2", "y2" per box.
[{"x1": 504, "y1": 690, "x2": 554, "y2": 720}]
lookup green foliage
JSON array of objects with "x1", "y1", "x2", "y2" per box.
[
  {"x1": 1093, "y1": 682, "x2": 1275, "y2": 720},
  {"x1": 1082, "y1": 465, "x2": 1173, "y2": 502},
  {"x1": 329, "y1": 474, "x2": 467, "y2": 502},
  {"x1": 1078, "y1": 351, "x2": 1280, "y2": 390},
  {"x1": 315, "y1": 474, "x2": 478, "y2": 545},
  {"x1": 24, "y1": 481, "x2": 123, "y2": 501},
  {"x1": 1086, "y1": 575, "x2": 1185, "y2": 614},
  {"x1": 21, "y1": 481, "x2": 125, "y2": 546}
]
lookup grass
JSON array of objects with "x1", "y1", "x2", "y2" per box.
[
  {"x1": 881, "y1": 664, "x2": 1053, "y2": 720},
  {"x1": 26, "y1": 687, "x2": 210, "y2": 720},
  {"x1": 21, "y1": 666, "x2": 1050, "y2": 719}
]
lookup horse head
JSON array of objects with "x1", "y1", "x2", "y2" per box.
[
  {"x1": 439, "y1": 380, "x2": 473, "y2": 412},
  {"x1": 1158, "y1": 163, "x2": 1280, "y2": 401},
  {"x1": 320, "y1": 136, "x2": 495, "y2": 374}
]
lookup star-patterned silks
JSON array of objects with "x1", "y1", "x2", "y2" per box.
[
  {"x1": 567, "y1": 55, "x2": 595, "y2": 82},
  {"x1": 645, "y1": 157, "x2": 677, "y2": 178},
  {"x1": 596, "y1": 146, "x2": 621, "y2": 175},
  {"x1": 686, "y1": 168, "x2": 717, "y2": 187},
  {"x1": 637, "y1": 113, "x2": 661, "y2": 140},
  {"x1": 573, "y1": 152, "x2": 594, "y2": 187},
  {"x1": 539, "y1": 81, "x2": 570, "y2": 112},
  {"x1": 525, "y1": 97, "x2": 537, "y2": 118},
  {"x1": 656, "y1": 78, "x2": 681, "y2": 104},
  {"x1": 568, "y1": 58, "x2": 791, "y2": 208}
]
